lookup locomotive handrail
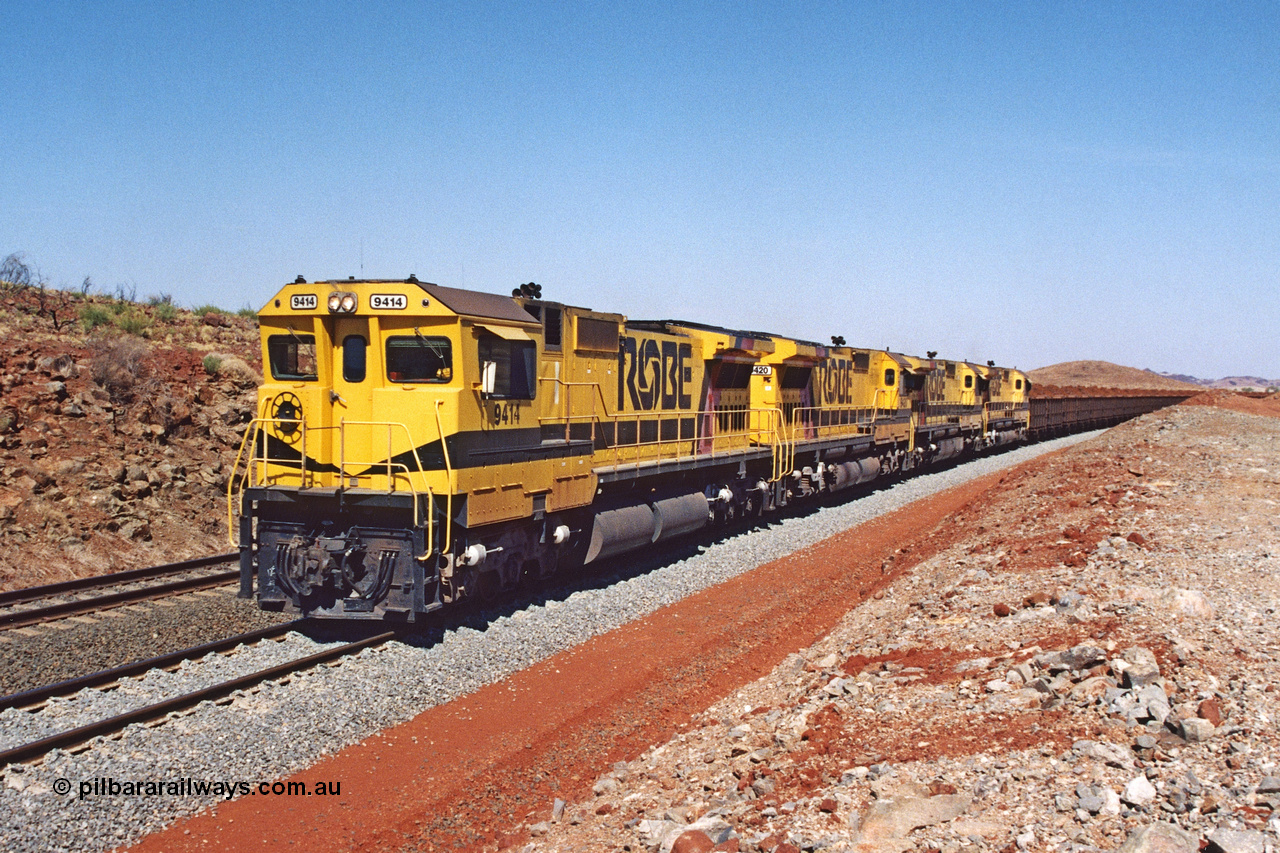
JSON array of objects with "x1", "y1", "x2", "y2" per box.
[
  {"x1": 771, "y1": 407, "x2": 793, "y2": 483},
  {"x1": 334, "y1": 419, "x2": 425, "y2": 527},
  {"x1": 535, "y1": 376, "x2": 795, "y2": 467},
  {"x1": 535, "y1": 399, "x2": 791, "y2": 481},
  {"x1": 227, "y1": 420, "x2": 257, "y2": 546},
  {"x1": 227, "y1": 414, "x2": 436, "y2": 547},
  {"x1": 433, "y1": 400, "x2": 453, "y2": 555},
  {"x1": 536, "y1": 376, "x2": 615, "y2": 443},
  {"x1": 918, "y1": 401, "x2": 984, "y2": 427},
  {"x1": 871, "y1": 388, "x2": 888, "y2": 418},
  {"x1": 534, "y1": 376, "x2": 790, "y2": 473},
  {"x1": 226, "y1": 413, "x2": 306, "y2": 546},
  {"x1": 534, "y1": 374, "x2": 804, "y2": 481},
  {"x1": 785, "y1": 403, "x2": 879, "y2": 441}
]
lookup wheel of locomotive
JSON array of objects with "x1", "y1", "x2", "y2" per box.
[
  {"x1": 518, "y1": 558, "x2": 547, "y2": 589},
  {"x1": 475, "y1": 569, "x2": 502, "y2": 603}
]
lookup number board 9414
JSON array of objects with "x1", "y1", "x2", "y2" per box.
[{"x1": 370, "y1": 293, "x2": 407, "y2": 310}]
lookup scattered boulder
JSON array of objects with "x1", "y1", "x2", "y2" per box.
[
  {"x1": 852, "y1": 793, "x2": 971, "y2": 851},
  {"x1": 1179, "y1": 718, "x2": 1215, "y2": 743},
  {"x1": 1159, "y1": 589, "x2": 1215, "y2": 619},
  {"x1": 1120, "y1": 647, "x2": 1161, "y2": 688},
  {"x1": 1123, "y1": 775, "x2": 1158, "y2": 806},
  {"x1": 670, "y1": 830, "x2": 715, "y2": 853},
  {"x1": 1073, "y1": 740, "x2": 1137, "y2": 770},
  {"x1": 1116, "y1": 822, "x2": 1199, "y2": 853},
  {"x1": 1198, "y1": 698, "x2": 1223, "y2": 726},
  {"x1": 1205, "y1": 827, "x2": 1266, "y2": 853}
]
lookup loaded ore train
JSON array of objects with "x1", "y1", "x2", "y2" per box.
[{"x1": 228, "y1": 277, "x2": 1187, "y2": 621}]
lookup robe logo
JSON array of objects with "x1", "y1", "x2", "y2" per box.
[
  {"x1": 814, "y1": 359, "x2": 854, "y2": 406},
  {"x1": 618, "y1": 336, "x2": 693, "y2": 411}
]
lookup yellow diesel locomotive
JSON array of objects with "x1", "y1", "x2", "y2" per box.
[{"x1": 229, "y1": 277, "x2": 1028, "y2": 619}]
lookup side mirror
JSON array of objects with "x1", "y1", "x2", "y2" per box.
[{"x1": 480, "y1": 360, "x2": 497, "y2": 395}]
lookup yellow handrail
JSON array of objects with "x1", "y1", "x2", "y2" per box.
[
  {"x1": 433, "y1": 400, "x2": 453, "y2": 555},
  {"x1": 334, "y1": 419, "x2": 427, "y2": 526},
  {"x1": 536, "y1": 374, "x2": 805, "y2": 483},
  {"x1": 226, "y1": 415, "x2": 435, "y2": 545},
  {"x1": 226, "y1": 412, "x2": 304, "y2": 546}
]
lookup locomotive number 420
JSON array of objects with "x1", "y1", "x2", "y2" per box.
[{"x1": 491, "y1": 401, "x2": 521, "y2": 425}]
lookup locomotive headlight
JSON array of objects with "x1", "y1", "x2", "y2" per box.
[{"x1": 327, "y1": 292, "x2": 358, "y2": 313}]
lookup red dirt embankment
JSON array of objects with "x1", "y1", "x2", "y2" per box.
[{"x1": 1181, "y1": 389, "x2": 1280, "y2": 418}]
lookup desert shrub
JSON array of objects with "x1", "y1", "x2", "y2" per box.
[
  {"x1": 0, "y1": 253, "x2": 35, "y2": 291},
  {"x1": 193, "y1": 304, "x2": 227, "y2": 316},
  {"x1": 203, "y1": 352, "x2": 259, "y2": 386},
  {"x1": 89, "y1": 336, "x2": 151, "y2": 396},
  {"x1": 114, "y1": 309, "x2": 152, "y2": 336},
  {"x1": 237, "y1": 305, "x2": 257, "y2": 319},
  {"x1": 216, "y1": 355, "x2": 260, "y2": 386},
  {"x1": 148, "y1": 293, "x2": 179, "y2": 322},
  {"x1": 80, "y1": 304, "x2": 113, "y2": 331}
]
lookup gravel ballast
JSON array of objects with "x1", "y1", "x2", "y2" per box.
[
  {"x1": 0, "y1": 590, "x2": 294, "y2": 697},
  {"x1": 0, "y1": 433, "x2": 1100, "y2": 853}
]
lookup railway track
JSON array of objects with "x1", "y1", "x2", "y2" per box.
[
  {"x1": 0, "y1": 625, "x2": 399, "y2": 765},
  {"x1": 0, "y1": 553, "x2": 239, "y2": 631}
]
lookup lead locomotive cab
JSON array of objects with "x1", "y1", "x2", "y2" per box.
[{"x1": 232, "y1": 276, "x2": 564, "y2": 620}]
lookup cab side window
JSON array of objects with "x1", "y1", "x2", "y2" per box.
[{"x1": 478, "y1": 334, "x2": 537, "y2": 399}]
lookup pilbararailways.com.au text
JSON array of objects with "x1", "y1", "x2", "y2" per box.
[{"x1": 59, "y1": 777, "x2": 341, "y2": 800}]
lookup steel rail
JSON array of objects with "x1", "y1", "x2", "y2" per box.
[
  {"x1": 0, "y1": 553, "x2": 238, "y2": 608},
  {"x1": 0, "y1": 629, "x2": 399, "y2": 766},
  {"x1": 0, "y1": 569, "x2": 241, "y2": 631},
  {"x1": 0, "y1": 621, "x2": 305, "y2": 712}
]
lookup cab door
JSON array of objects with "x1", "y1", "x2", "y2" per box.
[{"x1": 329, "y1": 316, "x2": 377, "y2": 487}]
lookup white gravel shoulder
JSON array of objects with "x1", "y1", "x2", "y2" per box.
[{"x1": 0, "y1": 432, "x2": 1100, "y2": 853}]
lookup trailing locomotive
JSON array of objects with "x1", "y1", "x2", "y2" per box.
[{"x1": 228, "y1": 276, "x2": 1038, "y2": 620}]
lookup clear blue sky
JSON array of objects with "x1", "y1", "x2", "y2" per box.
[{"x1": 3, "y1": 2, "x2": 1277, "y2": 378}]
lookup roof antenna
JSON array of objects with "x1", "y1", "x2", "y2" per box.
[{"x1": 360, "y1": 237, "x2": 364, "y2": 277}]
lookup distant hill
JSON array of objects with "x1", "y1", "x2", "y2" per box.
[
  {"x1": 1197, "y1": 375, "x2": 1280, "y2": 391},
  {"x1": 1029, "y1": 361, "x2": 1279, "y2": 392},
  {"x1": 1027, "y1": 361, "x2": 1202, "y2": 391}
]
